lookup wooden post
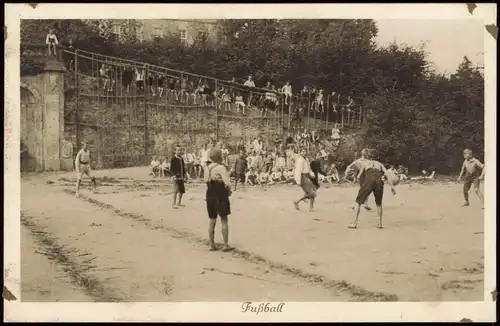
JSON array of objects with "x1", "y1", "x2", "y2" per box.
[
  {"x1": 74, "y1": 50, "x2": 80, "y2": 150},
  {"x1": 283, "y1": 96, "x2": 287, "y2": 135},
  {"x1": 341, "y1": 106, "x2": 344, "y2": 129},
  {"x1": 144, "y1": 66, "x2": 149, "y2": 164},
  {"x1": 215, "y1": 79, "x2": 219, "y2": 143},
  {"x1": 325, "y1": 94, "x2": 329, "y2": 131},
  {"x1": 306, "y1": 94, "x2": 310, "y2": 131}
]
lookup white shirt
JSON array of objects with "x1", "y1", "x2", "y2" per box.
[
  {"x1": 203, "y1": 149, "x2": 211, "y2": 163},
  {"x1": 281, "y1": 84, "x2": 292, "y2": 94},
  {"x1": 253, "y1": 140, "x2": 263, "y2": 152},
  {"x1": 198, "y1": 149, "x2": 208, "y2": 163},
  {"x1": 332, "y1": 128, "x2": 340, "y2": 138},
  {"x1": 294, "y1": 155, "x2": 312, "y2": 184},
  {"x1": 46, "y1": 33, "x2": 59, "y2": 45},
  {"x1": 76, "y1": 149, "x2": 90, "y2": 164},
  {"x1": 136, "y1": 70, "x2": 145, "y2": 81},
  {"x1": 244, "y1": 80, "x2": 256, "y2": 88},
  {"x1": 185, "y1": 153, "x2": 194, "y2": 163},
  {"x1": 150, "y1": 160, "x2": 160, "y2": 168}
]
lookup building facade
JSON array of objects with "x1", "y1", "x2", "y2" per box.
[
  {"x1": 84, "y1": 19, "x2": 220, "y2": 45},
  {"x1": 136, "y1": 19, "x2": 220, "y2": 45}
]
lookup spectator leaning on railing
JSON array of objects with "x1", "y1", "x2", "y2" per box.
[{"x1": 243, "y1": 75, "x2": 256, "y2": 106}]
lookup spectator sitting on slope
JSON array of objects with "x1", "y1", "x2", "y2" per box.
[{"x1": 150, "y1": 157, "x2": 160, "y2": 177}]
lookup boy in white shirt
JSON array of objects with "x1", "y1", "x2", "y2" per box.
[
  {"x1": 235, "y1": 91, "x2": 246, "y2": 114},
  {"x1": 243, "y1": 75, "x2": 256, "y2": 106},
  {"x1": 150, "y1": 157, "x2": 160, "y2": 177},
  {"x1": 74, "y1": 141, "x2": 97, "y2": 198},
  {"x1": 281, "y1": 81, "x2": 293, "y2": 105},
  {"x1": 293, "y1": 148, "x2": 317, "y2": 211},
  {"x1": 160, "y1": 158, "x2": 169, "y2": 178},
  {"x1": 46, "y1": 29, "x2": 59, "y2": 56},
  {"x1": 245, "y1": 168, "x2": 257, "y2": 186}
]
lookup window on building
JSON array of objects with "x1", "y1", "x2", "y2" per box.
[
  {"x1": 112, "y1": 24, "x2": 122, "y2": 37},
  {"x1": 152, "y1": 27, "x2": 163, "y2": 38},
  {"x1": 180, "y1": 30, "x2": 187, "y2": 42}
]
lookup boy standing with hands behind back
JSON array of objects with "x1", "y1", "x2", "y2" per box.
[{"x1": 171, "y1": 145, "x2": 187, "y2": 209}]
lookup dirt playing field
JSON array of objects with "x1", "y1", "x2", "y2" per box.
[{"x1": 20, "y1": 167, "x2": 484, "y2": 302}]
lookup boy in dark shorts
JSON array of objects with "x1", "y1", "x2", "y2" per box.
[
  {"x1": 205, "y1": 148, "x2": 233, "y2": 251},
  {"x1": 230, "y1": 148, "x2": 248, "y2": 191},
  {"x1": 344, "y1": 148, "x2": 372, "y2": 210},
  {"x1": 457, "y1": 149, "x2": 485, "y2": 207},
  {"x1": 349, "y1": 149, "x2": 396, "y2": 229},
  {"x1": 293, "y1": 148, "x2": 317, "y2": 211},
  {"x1": 170, "y1": 145, "x2": 187, "y2": 209}
]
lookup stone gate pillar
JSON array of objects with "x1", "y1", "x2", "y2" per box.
[{"x1": 42, "y1": 58, "x2": 66, "y2": 171}]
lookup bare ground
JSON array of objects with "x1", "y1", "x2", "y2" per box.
[{"x1": 20, "y1": 167, "x2": 484, "y2": 302}]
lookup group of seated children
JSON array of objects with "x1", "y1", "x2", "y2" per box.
[
  {"x1": 229, "y1": 148, "x2": 340, "y2": 188},
  {"x1": 149, "y1": 157, "x2": 172, "y2": 178},
  {"x1": 386, "y1": 165, "x2": 435, "y2": 182}
]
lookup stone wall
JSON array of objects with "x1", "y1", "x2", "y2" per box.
[
  {"x1": 65, "y1": 71, "x2": 340, "y2": 169},
  {"x1": 21, "y1": 58, "x2": 66, "y2": 172}
]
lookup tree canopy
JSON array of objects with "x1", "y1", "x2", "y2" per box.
[{"x1": 21, "y1": 19, "x2": 484, "y2": 173}]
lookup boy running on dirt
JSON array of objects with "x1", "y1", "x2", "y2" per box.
[
  {"x1": 349, "y1": 149, "x2": 397, "y2": 229},
  {"x1": 457, "y1": 149, "x2": 485, "y2": 207}
]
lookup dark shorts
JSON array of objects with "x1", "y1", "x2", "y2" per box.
[
  {"x1": 356, "y1": 179, "x2": 384, "y2": 206},
  {"x1": 173, "y1": 179, "x2": 186, "y2": 194},
  {"x1": 206, "y1": 181, "x2": 231, "y2": 219},
  {"x1": 137, "y1": 80, "x2": 144, "y2": 89},
  {"x1": 300, "y1": 173, "x2": 317, "y2": 198},
  {"x1": 464, "y1": 174, "x2": 481, "y2": 192},
  {"x1": 236, "y1": 173, "x2": 245, "y2": 183},
  {"x1": 310, "y1": 175, "x2": 320, "y2": 189},
  {"x1": 358, "y1": 173, "x2": 365, "y2": 186}
]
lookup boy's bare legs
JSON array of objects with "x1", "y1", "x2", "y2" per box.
[
  {"x1": 463, "y1": 182, "x2": 471, "y2": 206},
  {"x1": 363, "y1": 198, "x2": 372, "y2": 211},
  {"x1": 220, "y1": 215, "x2": 231, "y2": 251},
  {"x1": 309, "y1": 197, "x2": 315, "y2": 211},
  {"x1": 177, "y1": 193, "x2": 184, "y2": 207},
  {"x1": 294, "y1": 194, "x2": 309, "y2": 210},
  {"x1": 208, "y1": 219, "x2": 217, "y2": 250},
  {"x1": 75, "y1": 178, "x2": 81, "y2": 198},
  {"x1": 91, "y1": 176, "x2": 97, "y2": 192},
  {"x1": 376, "y1": 205, "x2": 383, "y2": 229},
  {"x1": 348, "y1": 203, "x2": 362, "y2": 229},
  {"x1": 172, "y1": 192, "x2": 178, "y2": 209},
  {"x1": 474, "y1": 182, "x2": 484, "y2": 208}
]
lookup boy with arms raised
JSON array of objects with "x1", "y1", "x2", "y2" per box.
[
  {"x1": 344, "y1": 148, "x2": 372, "y2": 211},
  {"x1": 349, "y1": 149, "x2": 396, "y2": 229}
]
